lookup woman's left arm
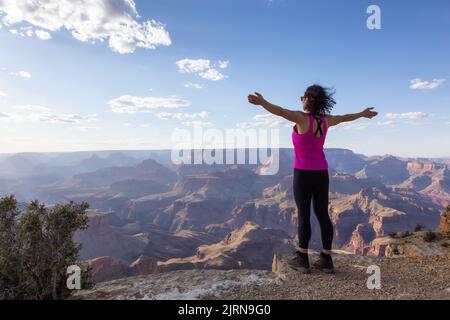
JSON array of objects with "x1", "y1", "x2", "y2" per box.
[{"x1": 248, "y1": 92, "x2": 305, "y2": 123}]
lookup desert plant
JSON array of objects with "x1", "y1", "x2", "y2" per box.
[
  {"x1": 423, "y1": 231, "x2": 437, "y2": 243},
  {"x1": 398, "y1": 231, "x2": 411, "y2": 238},
  {"x1": 414, "y1": 224, "x2": 424, "y2": 232},
  {"x1": 391, "y1": 246, "x2": 400, "y2": 255},
  {"x1": 389, "y1": 231, "x2": 411, "y2": 239},
  {"x1": 0, "y1": 195, "x2": 90, "y2": 300},
  {"x1": 389, "y1": 232, "x2": 397, "y2": 239}
]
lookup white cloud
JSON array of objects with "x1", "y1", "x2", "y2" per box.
[
  {"x1": 0, "y1": 89, "x2": 5, "y2": 97},
  {"x1": 11, "y1": 71, "x2": 31, "y2": 78},
  {"x1": 108, "y1": 95, "x2": 191, "y2": 114},
  {"x1": 157, "y1": 111, "x2": 208, "y2": 120},
  {"x1": 342, "y1": 122, "x2": 370, "y2": 130},
  {"x1": 13, "y1": 104, "x2": 50, "y2": 112},
  {"x1": 237, "y1": 114, "x2": 285, "y2": 129},
  {"x1": 218, "y1": 60, "x2": 229, "y2": 69},
  {"x1": 35, "y1": 29, "x2": 51, "y2": 40},
  {"x1": 184, "y1": 82, "x2": 204, "y2": 89},
  {"x1": 199, "y1": 68, "x2": 226, "y2": 81},
  {"x1": 0, "y1": 0, "x2": 171, "y2": 54},
  {"x1": 176, "y1": 59, "x2": 210, "y2": 73},
  {"x1": 377, "y1": 120, "x2": 394, "y2": 126},
  {"x1": 409, "y1": 78, "x2": 445, "y2": 90},
  {"x1": 181, "y1": 120, "x2": 214, "y2": 128},
  {"x1": 0, "y1": 105, "x2": 98, "y2": 124},
  {"x1": 176, "y1": 58, "x2": 228, "y2": 81},
  {"x1": 385, "y1": 112, "x2": 429, "y2": 120},
  {"x1": 9, "y1": 28, "x2": 17, "y2": 34},
  {"x1": 31, "y1": 113, "x2": 98, "y2": 123}
]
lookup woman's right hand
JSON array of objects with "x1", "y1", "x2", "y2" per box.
[
  {"x1": 361, "y1": 107, "x2": 378, "y2": 119},
  {"x1": 248, "y1": 92, "x2": 267, "y2": 106}
]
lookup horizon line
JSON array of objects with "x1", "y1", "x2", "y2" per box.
[{"x1": 0, "y1": 147, "x2": 449, "y2": 160}]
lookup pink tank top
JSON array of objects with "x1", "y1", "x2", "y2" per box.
[{"x1": 292, "y1": 114, "x2": 328, "y2": 170}]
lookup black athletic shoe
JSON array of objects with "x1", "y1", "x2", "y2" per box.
[
  {"x1": 287, "y1": 250, "x2": 310, "y2": 274},
  {"x1": 313, "y1": 252, "x2": 335, "y2": 274}
]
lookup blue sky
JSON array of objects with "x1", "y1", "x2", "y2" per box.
[{"x1": 0, "y1": 0, "x2": 449, "y2": 157}]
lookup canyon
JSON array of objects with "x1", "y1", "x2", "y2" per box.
[{"x1": 0, "y1": 148, "x2": 449, "y2": 284}]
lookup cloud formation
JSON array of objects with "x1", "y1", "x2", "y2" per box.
[
  {"x1": 0, "y1": 0, "x2": 171, "y2": 53},
  {"x1": 218, "y1": 60, "x2": 229, "y2": 69},
  {"x1": 199, "y1": 68, "x2": 225, "y2": 81},
  {"x1": 342, "y1": 122, "x2": 370, "y2": 130},
  {"x1": 0, "y1": 104, "x2": 98, "y2": 123},
  {"x1": 35, "y1": 29, "x2": 51, "y2": 40},
  {"x1": 181, "y1": 120, "x2": 214, "y2": 128},
  {"x1": 176, "y1": 58, "x2": 228, "y2": 81},
  {"x1": 157, "y1": 111, "x2": 208, "y2": 120},
  {"x1": 385, "y1": 112, "x2": 429, "y2": 120},
  {"x1": 109, "y1": 95, "x2": 191, "y2": 114},
  {"x1": 11, "y1": 70, "x2": 31, "y2": 78},
  {"x1": 409, "y1": 78, "x2": 445, "y2": 90},
  {"x1": 183, "y1": 82, "x2": 204, "y2": 89},
  {"x1": 237, "y1": 114, "x2": 286, "y2": 129}
]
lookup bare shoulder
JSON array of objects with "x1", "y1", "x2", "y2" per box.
[
  {"x1": 295, "y1": 111, "x2": 309, "y2": 123},
  {"x1": 295, "y1": 111, "x2": 309, "y2": 119}
]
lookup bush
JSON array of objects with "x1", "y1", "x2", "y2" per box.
[
  {"x1": 389, "y1": 232, "x2": 397, "y2": 239},
  {"x1": 0, "y1": 195, "x2": 90, "y2": 300},
  {"x1": 398, "y1": 231, "x2": 411, "y2": 238},
  {"x1": 423, "y1": 231, "x2": 437, "y2": 243},
  {"x1": 414, "y1": 224, "x2": 424, "y2": 232},
  {"x1": 389, "y1": 231, "x2": 411, "y2": 239},
  {"x1": 391, "y1": 246, "x2": 400, "y2": 255}
]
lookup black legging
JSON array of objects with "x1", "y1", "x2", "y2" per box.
[{"x1": 293, "y1": 169, "x2": 333, "y2": 250}]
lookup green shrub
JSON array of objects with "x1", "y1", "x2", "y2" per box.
[{"x1": 0, "y1": 195, "x2": 90, "y2": 300}]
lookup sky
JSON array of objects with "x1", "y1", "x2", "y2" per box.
[{"x1": 0, "y1": 0, "x2": 449, "y2": 158}]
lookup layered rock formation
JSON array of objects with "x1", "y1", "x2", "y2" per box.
[
  {"x1": 82, "y1": 255, "x2": 158, "y2": 283},
  {"x1": 158, "y1": 222, "x2": 295, "y2": 271},
  {"x1": 355, "y1": 155, "x2": 410, "y2": 185},
  {"x1": 74, "y1": 211, "x2": 148, "y2": 264},
  {"x1": 437, "y1": 206, "x2": 450, "y2": 234},
  {"x1": 368, "y1": 206, "x2": 450, "y2": 258}
]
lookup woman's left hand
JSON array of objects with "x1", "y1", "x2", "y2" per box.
[{"x1": 361, "y1": 107, "x2": 378, "y2": 119}]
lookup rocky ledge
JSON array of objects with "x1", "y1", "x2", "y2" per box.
[{"x1": 73, "y1": 251, "x2": 450, "y2": 300}]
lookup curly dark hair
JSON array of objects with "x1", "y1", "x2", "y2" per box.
[{"x1": 303, "y1": 84, "x2": 336, "y2": 116}]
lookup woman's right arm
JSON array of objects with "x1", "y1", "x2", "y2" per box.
[
  {"x1": 327, "y1": 107, "x2": 378, "y2": 127},
  {"x1": 248, "y1": 92, "x2": 307, "y2": 123}
]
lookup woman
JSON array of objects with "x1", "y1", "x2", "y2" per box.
[{"x1": 248, "y1": 85, "x2": 378, "y2": 274}]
